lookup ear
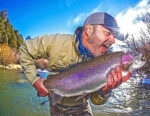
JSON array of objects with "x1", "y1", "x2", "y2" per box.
[{"x1": 84, "y1": 24, "x2": 93, "y2": 37}]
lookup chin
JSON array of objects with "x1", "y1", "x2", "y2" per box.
[
  {"x1": 93, "y1": 50, "x2": 106, "y2": 57},
  {"x1": 97, "y1": 52, "x2": 106, "y2": 57},
  {"x1": 94, "y1": 53, "x2": 103, "y2": 57}
]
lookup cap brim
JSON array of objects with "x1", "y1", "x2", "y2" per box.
[
  {"x1": 115, "y1": 32, "x2": 129, "y2": 41},
  {"x1": 106, "y1": 26, "x2": 128, "y2": 41}
]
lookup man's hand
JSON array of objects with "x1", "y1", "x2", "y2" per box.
[
  {"x1": 33, "y1": 77, "x2": 49, "y2": 97},
  {"x1": 102, "y1": 66, "x2": 133, "y2": 95}
]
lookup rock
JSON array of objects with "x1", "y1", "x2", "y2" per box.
[
  {"x1": 7, "y1": 64, "x2": 22, "y2": 70},
  {"x1": 5, "y1": 66, "x2": 11, "y2": 69},
  {"x1": 17, "y1": 79, "x2": 28, "y2": 83},
  {"x1": 0, "y1": 64, "x2": 22, "y2": 71}
]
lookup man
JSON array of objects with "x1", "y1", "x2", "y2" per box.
[{"x1": 19, "y1": 12, "x2": 132, "y2": 116}]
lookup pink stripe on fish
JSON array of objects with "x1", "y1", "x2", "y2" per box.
[{"x1": 121, "y1": 54, "x2": 133, "y2": 64}]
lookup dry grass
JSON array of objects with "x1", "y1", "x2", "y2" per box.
[{"x1": 0, "y1": 44, "x2": 19, "y2": 66}]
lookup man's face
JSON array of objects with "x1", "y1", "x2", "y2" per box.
[{"x1": 87, "y1": 25, "x2": 115, "y2": 57}]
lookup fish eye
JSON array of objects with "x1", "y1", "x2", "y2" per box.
[{"x1": 141, "y1": 56, "x2": 146, "y2": 61}]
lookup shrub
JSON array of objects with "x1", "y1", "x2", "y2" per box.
[{"x1": 0, "y1": 44, "x2": 18, "y2": 65}]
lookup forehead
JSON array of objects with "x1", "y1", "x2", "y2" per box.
[{"x1": 96, "y1": 25, "x2": 112, "y2": 32}]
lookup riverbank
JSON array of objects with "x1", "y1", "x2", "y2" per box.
[{"x1": 0, "y1": 64, "x2": 22, "y2": 72}]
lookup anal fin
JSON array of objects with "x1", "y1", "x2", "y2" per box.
[
  {"x1": 52, "y1": 92, "x2": 63, "y2": 105},
  {"x1": 75, "y1": 92, "x2": 87, "y2": 101}
]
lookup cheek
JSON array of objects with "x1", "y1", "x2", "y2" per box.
[
  {"x1": 94, "y1": 34, "x2": 104, "y2": 46},
  {"x1": 96, "y1": 33, "x2": 106, "y2": 44},
  {"x1": 88, "y1": 34, "x2": 99, "y2": 45},
  {"x1": 89, "y1": 32, "x2": 107, "y2": 48}
]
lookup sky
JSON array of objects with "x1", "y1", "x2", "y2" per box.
[{"x1": 0, "y1": 0, "x2": 149, "y2": 40}]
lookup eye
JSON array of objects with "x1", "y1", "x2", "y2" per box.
[{"x1": 104, "y1": 31, "x2": 111, "y2": 36}]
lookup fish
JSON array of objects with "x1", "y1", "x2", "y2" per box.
[{"x1": 43, "y1": 51, "x2": 146, "y2": 105}]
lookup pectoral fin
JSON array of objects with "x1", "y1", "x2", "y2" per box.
[{"x1": 52, "y1": 92, "x2": 63, "y2": 105}]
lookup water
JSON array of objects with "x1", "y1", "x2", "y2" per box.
[
  {"x1": 92, "y1": 77, "x2": 150, "y2": 116},
  {"x1": 0, "y1": 69, "x2": 150, "y2": 116},
  {"x1": 0, "y1": 69, "x2": 49, "y2": 116}
]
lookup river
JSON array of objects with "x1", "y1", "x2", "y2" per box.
[{"x1": 0, "y1": 69, "x2": 150, "y2": 116}]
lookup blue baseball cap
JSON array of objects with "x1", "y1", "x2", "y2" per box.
[{"x1": 84, "y1": 12, "x2": 128, "y2": 41}]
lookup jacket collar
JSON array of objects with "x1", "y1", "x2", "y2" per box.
[{"x1": 75, "y1": 28, "x2": 94, "y2": 61}]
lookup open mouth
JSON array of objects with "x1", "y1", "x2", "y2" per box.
[
  {"x1": 99, "y1": 42, "x2": 112, "y2": 54},
  {"x1": 99, "y1": 44, "x2": 109, "y2": 48},
  {"x1": 100, "y1": 45, "x2": 107, "y2": 54},
  {"x1": 100, "y1": 43, "x2": 110, "y2": 49},
  {"x1": 102, "y1": 41, "x2": 112, "y2": 48},
  {"x1": 102, "y1": 44, "x2": 109, "y2": 48}
]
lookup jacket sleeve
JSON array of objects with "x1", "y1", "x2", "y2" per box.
[
  {"x1": 90, "y1": 90, "x2": 111, "y2": 105},
  {"x1": 19, "y1": 35, "x2": 52, "y2": 85}
]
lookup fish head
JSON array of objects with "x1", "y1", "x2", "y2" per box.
[
  {"x1": 121, "y1": 53, "x2": 146, "y2": 72},
  {"x1": 121, "y1": 54, "x2": 133, "y2": 64},
  {"x1": 129, "y1": 53, "x2": 146, "y2": 72}
]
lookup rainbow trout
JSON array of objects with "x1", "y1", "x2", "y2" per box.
[{"x1": 43, "y1": 51, "x2": 146, "y2": 105}]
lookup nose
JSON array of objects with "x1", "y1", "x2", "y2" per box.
[{"x1": 109, "y1": 34, "x2": 115, "y2": 44}]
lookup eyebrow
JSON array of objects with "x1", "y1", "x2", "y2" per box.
[{"x1": 103, "y1": 30, "x2": 112, "y2": 34}]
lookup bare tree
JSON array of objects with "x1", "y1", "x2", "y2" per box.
[{"x1": 124, "y1": 12, "x2": 150, "y2": 77}]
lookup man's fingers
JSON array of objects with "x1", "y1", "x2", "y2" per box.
[
  {"x1": 38, "y1": 92, "x2": 46, "y2": 97},
  {"x1": 116, "y1": 66, "x2": 122, "y2": 81},
  {"x1": 116, "y1": 66, "x2": 122, "y2": 87},
  {"x1": 33, "y1": 77, "x2": 49, "y2": 97},
  {"x1": 43, "y1": 88, "x2": 49, "y2": 96},
  {"x1": 106, "y1": 74, "x2": 113, "y2": 90},
  {"x1": 111, "y1": 69, "x2": 118, "y2": 88},
  {"x1": 122, "y1": 72, "x2": 133, "y2": 82},
  {"x1": 102, "y1": 74, "x2": 112, "y2": 94},
  {"x1": 42, "y1": 84, "x2": 49, "y2": 93},
  {"x1": 102, "y1": 67, "x2": 133, "y2": 95},
  {"x1": 41, "y1": 85, "x2": 49, "y2": 96},
  {"x1": 38, "y1": 89, "x2": 49, "y2": 97},
  {"x1": 37, "y1": 85, "x2": 49, "y2": 97},
  {"x1": 107, "y1": 74, "x2": 113, "y2": 86}
]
